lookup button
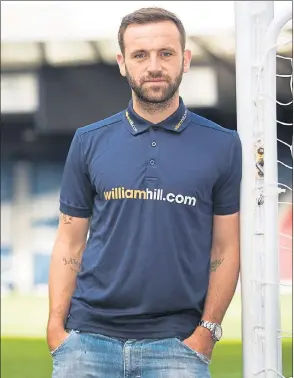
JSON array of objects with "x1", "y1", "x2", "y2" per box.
[
  {"x1": 151, "y1": 141, "x2": 157, "y2": 147},
  {"x1": 153, "y1": 126, "x2": 159, "y2": 130},
  {"x1": 150, "y1": 159, "x2": 155, "y2": 165}
]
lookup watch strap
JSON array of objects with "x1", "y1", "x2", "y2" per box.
[
  {"x1": 199, "y1": 320, "x2": 216, "y2": 331},
  {"x1": 199, "y1": 320, "x2": 222, "y2": 341}
]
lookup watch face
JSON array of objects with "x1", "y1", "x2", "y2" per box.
[{"x1": 214, "y1": 325, "x2": 222, "y2": 340}]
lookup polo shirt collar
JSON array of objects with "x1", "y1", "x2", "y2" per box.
[{"x1": 124, "y1": 97, "x2": 190, "y2": 135}]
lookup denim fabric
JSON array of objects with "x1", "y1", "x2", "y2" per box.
[{"x1": 51, "y1": 330, "x2": 211, "y2": 378}]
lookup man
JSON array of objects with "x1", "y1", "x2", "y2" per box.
[{"x1": 47, "y1": 7, "x2": 242, "y2": 378}]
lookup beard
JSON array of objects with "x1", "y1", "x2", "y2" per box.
[{"x1": 125, "y1": 64, "x2": 184, "y2": 107}]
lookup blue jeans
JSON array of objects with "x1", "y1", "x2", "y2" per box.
[{"x1": 51, "y1": 330, "x2": 211, "y2": 378}]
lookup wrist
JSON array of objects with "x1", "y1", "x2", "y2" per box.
[
  {"x1": 198, "y1": 320, "x2": 223, "y2": 341},
  {"x1": 193, "y1": 325, "x2": 214, "y2": 340},
  {"x1": 47, "y1": 318, "x2": 65, "y2": 332}
]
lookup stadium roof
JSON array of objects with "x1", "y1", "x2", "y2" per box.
[{"x1": 1, "y1": 1, "x2": 292, "y2": 68}]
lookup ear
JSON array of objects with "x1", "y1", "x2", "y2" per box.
[
  {"x1": 116, "y1": 53, "x2": 126, "y2": 77},
  {"x1": 183, "y1": 49, "x2": 192, "y2": 73}
]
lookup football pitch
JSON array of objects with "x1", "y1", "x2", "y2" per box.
[
  {"x1": 1, "y1": 337, "x2": 292, "y2": 378},
  {"x1": 1, "y1": 293, "x2": 292, "y2": 378}
]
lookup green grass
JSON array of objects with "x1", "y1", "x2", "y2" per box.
[
  {"x1": 210, "y1": 340, "x2": 292, "y2": 378},
  {"x1": 1, "y1": 293, "x2": 292, "y2": 377},
  {"x1": 1, "y1": 338, "x2": 292, "y2": 378}
]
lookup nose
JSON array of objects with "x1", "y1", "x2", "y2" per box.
[{"x1": 146, "y1": 56, "x2": 162, "y2": 75}]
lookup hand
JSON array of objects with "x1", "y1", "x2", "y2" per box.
[
  {"x1": 47, "y1": 327, "x2": 70, "y2": 352},
  {"x1": 182, "y1": 326, "x2": 216, "y2": 360}
]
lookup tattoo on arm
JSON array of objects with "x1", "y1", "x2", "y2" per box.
[
  {"x1": 60, "y1": 213, "x2": 73, "y2": 225},
  {"x1": 62, "y1": 257, "x2": 81, "y2": 273},
  {"x1": 210, "y1": 258, "x2": 225, "y2": 272}
]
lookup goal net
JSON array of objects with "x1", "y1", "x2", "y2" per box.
[{"x1": 235, "y1": 2, "x2": 292, "y2": 377}]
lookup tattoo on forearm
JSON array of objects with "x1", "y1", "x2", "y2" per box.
[
  {"x1": 60, "y1": 213, "x2": 73, "y2": 225},
  {"x1": 62, "y1": 257, "x2": 81, "y2": 273},
  {"x1": 210, "y1": 258, "x2": 225, "y2": 272}
]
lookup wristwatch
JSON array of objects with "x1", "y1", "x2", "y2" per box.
[{"x1": 199, "y1": 320, "x2": 223, "y2": 341}]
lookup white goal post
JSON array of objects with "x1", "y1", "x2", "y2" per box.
[{"x1": 235, "y1": 2, "x2": 292, "y2": 378}]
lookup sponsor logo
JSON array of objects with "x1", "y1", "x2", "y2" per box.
[{"x1": 104, "y1": 187, "x2": 196, "y2": 207}]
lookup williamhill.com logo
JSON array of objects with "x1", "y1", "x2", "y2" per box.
[{"x1": 104, "y1": 187, "x2": 196, "y2": 206}]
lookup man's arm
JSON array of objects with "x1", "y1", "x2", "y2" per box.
[
  {"x1": 46, "y1": 212, "x2": 90, "y2": 351},
  {"x1": 183, "y1": 212, "x2": 240, "y2": 358},
  {"x1": 202, "y1": 212, "x2": 240, "y2": 323}
]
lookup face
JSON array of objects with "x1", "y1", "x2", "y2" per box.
[{"x1": 117, "y1": 21, "x2": 192, "y2": 104}]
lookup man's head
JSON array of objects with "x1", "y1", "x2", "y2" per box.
[{"x1": 116, "y1": 8, "x2": 192, "y2": 105}]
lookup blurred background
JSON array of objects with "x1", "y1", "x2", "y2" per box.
[{"x1": 1, "y1": 1, "x2": 292, "y2": 377}]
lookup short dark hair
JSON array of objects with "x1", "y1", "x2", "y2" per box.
[{"x1": 118, "y1": 7, "x2": 186, "y2": 55}]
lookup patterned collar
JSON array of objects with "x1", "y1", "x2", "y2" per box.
[{"x1": 124, "y1": 97, "x2": 190, "y2": 135}]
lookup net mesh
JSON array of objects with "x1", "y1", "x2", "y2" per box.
[
  {"x1": 254, "y1": 21, "x2": 292, "y2": 378},
  {"x1": 276, "y1": 40, "x2": 293, "y2": 378}
]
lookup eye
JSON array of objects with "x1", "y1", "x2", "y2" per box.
[
  {"x1": 161, "y1": 52, "x2": 172, "y2": 57},
  {"x1": 134, "y1": 53, "x2": 146, "y2": 59}
]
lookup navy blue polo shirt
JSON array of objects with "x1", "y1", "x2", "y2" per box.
[{"x1": 60, "y1": 97, "x2": 242, "y2": 340}]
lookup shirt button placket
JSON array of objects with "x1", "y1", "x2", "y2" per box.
[{"x1": 145, "y1": 128, "x2": 159, "y2": 182}]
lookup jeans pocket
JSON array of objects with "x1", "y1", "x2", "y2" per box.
[
  {"x1": 174, "y1": 338, "x2": 211, "y2": 365},
  {"x1": 50, "y1": 330, "x2": 75, "y2": 356}
]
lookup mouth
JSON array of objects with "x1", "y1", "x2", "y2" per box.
[{"x1": 144, "y1": 80, "x2": 167, "y2": 84}]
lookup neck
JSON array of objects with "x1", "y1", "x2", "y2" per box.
[{"x1": 132, "y1": 93, "x2": 180, "y2": 124}]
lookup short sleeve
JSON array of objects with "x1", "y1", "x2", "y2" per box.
[
  {"x1": 59, "y1": 130, "x2": 94, "y2": 218},
  {"x1": 213, "y1": 131, "x2": 242, "y2": 215}
]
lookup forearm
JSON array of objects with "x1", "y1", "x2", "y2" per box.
[
  {"x1": 184, "y1": 214, "x2": 240, "y2": 358},
  {"x1": 202, "y1": 247, "x2": 240, "y2": 324},
  {"x1": 47, "y1": 239, "x2": 85, "y2": 330}
]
